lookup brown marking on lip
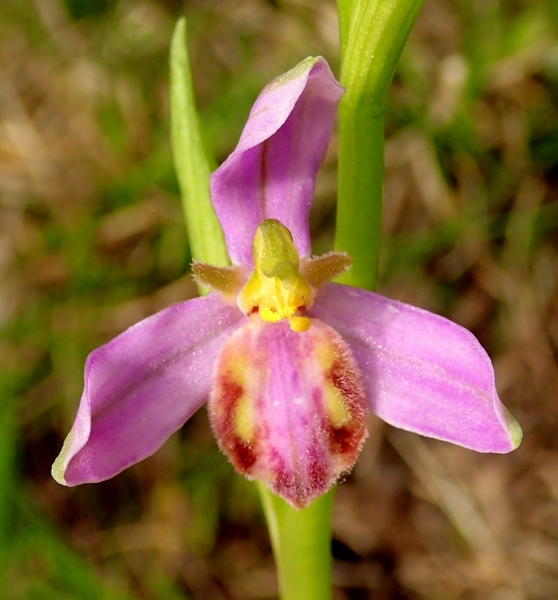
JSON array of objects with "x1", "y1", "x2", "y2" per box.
[
  {"x1": 326, "y1": 355, "x2": 367, "y2": 463},
  {"x1": 329, "y1": 425, "x2": 352, "y2": 454},
  {"x1": 328, "y1": 358, "x2": 366, "y2": 408},
  {"x1": 212, "y1": 372, "x2": 244, "y2": 433},
  {"x1": 210, "y1": 355, "x2": 260, "y2": 476},
  {"x1": 230, "y1": 436, "x2": 257, "y2": 473},
  {"x1": 211, "y1": 375, "x2": 259, "y2": 475}
]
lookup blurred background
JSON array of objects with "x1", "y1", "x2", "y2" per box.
[{"x1": 1, "y1": 0, "x2": 558, "y2": 598}]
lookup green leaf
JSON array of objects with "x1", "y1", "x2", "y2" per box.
[{"x1": 170, "y1": 17, "x2": 228, "y2": 272}]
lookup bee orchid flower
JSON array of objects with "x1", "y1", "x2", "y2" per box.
[{"x1": 52, "y1": 57, "x2": 521, "y2": 509}]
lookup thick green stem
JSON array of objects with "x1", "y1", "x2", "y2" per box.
[
  {"x1": 336, "y1": 105, "x2": 385, "y2": 289},
  {"x1": 337, "y1": 0, "x2": 353, "y2": 64},
  {"x1": 335, "y1": 0, "x2": 424, "y2": 290},
  {"x1": 257, "y1": 483, "x2": 334, "y2": 600}
]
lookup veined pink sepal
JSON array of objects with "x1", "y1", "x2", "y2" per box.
[
  {"x1": 210, "y1": 57, "x2": 344, "y2": 266},
  {"x1": 209, "y1": 318, "x2": 368, "y2": 508}
]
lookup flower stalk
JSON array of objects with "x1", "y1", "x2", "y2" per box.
[
  {"x1": 257, "y1": 484, "x2": 334, "y2": 600},
  {"x1": 335, "y1": 0, "x2": 424, "y2": 290}
]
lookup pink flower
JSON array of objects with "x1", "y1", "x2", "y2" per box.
[{"x1": 52, "y1": 57, "x2": 521, "y2": 509}]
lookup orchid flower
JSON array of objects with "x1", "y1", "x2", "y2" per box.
[{"x1": 52, "y1": 57, "x2": 521, "y2": 509}]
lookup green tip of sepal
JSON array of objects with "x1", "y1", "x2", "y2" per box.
[
  {"x1": 505, "y1": 407, "x2": 523, "y2": 450},
  {"x1": 51, "y1": 440, "x2": 71, "y2": 486},
  {"x1": 266, "y1": 56, "x2": 320, "y2": 91}
]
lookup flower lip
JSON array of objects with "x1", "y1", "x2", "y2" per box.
[{"x1": 209, "y1": 316, "x2": 368, "y2": 509}]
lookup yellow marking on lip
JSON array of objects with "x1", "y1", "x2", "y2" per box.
[
  {"x1": 235, "y1": 392, "x2": 254, "y2": 442},
  {"x1": 228, "y1": 357, "x2": 255, "y2": 442},
  {"x1": 314, "y1": 337, "x2": 350, "y2": 427},
  {"x1": 324, "y1": 384, "x2": 349, "y2": 428}
]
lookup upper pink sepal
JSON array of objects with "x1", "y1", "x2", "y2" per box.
[
  {"x1": 209, "y1": 318, "x2": 368, "y2": 508},
  {"x1": 52, "y1": 294, "x2": 246, "y2": 486},
  {"x1": 309, "y1": 284, "x2": 522, "y2": 453},
  {"x1": 210, "y1": 57, "x2": 344, "y2": 267}
]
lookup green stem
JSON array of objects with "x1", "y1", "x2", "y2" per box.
[
  {"x1": 257, "y1": 483, "x2": 334, "y2": 600},
  {"x1": 336, "y1": 104, "x2": 385, "y2": 289},
  {"x1": 335, "y1": 0, "x2": 424, "y2": 290}
]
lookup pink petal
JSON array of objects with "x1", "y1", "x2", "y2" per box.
[
  {"x1": 210, "y1": 57, "x2": 343, "y2": 267},
  {"x1": 208, "y1": 318, "x2": 367, "y2": 509},
  {"x1": 309, "y1": 284, "x2": 522, "y2": 453},
  {"x1": 52, "y1": 295, "x2": 246, "y2": 486}
]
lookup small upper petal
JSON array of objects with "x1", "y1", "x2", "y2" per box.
[
  {"x1": 52, "y1": 294, "x2": 246, "y2": 486},
  {"x1": 310, "y1": 283, "x2": 522, "y2": 453},
  {"x1": 210, "y1": 57, "x2": 344, "y2": 266}
]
